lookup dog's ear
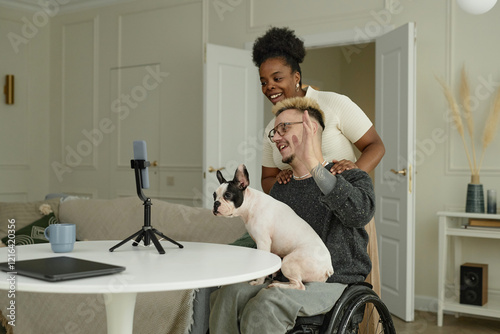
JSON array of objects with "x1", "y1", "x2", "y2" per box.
[
  {"x1": 233, "y1": 164, "x2": 249, "y2": 190},
  {"x1": 216, "y1": 170, "x2": 227, "y2": 184}
]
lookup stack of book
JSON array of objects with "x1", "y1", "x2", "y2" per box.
[{"x1": 466, "y1": 219, "x2": 500, "y2": 231}]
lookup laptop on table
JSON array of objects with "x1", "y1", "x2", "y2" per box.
[{"x1": 0, "y1": 256, "x2": 126, "y2": 282}]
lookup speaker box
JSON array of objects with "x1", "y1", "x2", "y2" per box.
[{"x1": 460, "y1": 263, "x2": 488, "y2": 306}]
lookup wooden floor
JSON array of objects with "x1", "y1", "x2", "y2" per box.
[{"x1": 392, "y1": 311, "x2": 500, "y2": 333}]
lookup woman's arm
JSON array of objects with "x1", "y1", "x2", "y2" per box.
[
  {"x1": 353, "y1": 126, "x2": 385, "y2": 172},
  {"x1": 261, "y1": 166, "x2": 280, "y2": 194},
  {"x1": 261, "y1": 166, "x2": 293, "y2": 194},
  {"x1": 330, "y1": 126, "x2": 385, "y2": 174}
]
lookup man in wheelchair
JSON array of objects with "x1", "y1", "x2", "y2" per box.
[{"x1": 209, "y1": 97, "x2": 377, "y2": 333}]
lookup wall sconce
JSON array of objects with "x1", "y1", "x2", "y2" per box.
[
  {"x1": 457, "y1": 0, "x2": 497, "y2": 14},
  {"x1": 4, "y1": 75, "x2": 14, "y2": 105}
]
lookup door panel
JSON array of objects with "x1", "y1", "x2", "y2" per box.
[
  {"x1": 109, "y1": 64, "x2": 162, "y2": 196},
  {"x1": 375, "y1": 22, "x2": 416, "y2": 322},
  {"x1": 203, "y1": 44, "x2": 263, "y2": 208}
]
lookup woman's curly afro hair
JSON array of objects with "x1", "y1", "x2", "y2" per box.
[{"x1": 252, "y1": 27, "x2": 306, "y2": 75}]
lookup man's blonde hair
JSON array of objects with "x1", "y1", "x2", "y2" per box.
[{"x1": 271, "y1": 97, "x2": 325, "y2": 130}]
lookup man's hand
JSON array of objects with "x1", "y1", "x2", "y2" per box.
[{"x1": 292, "y1": 110, "x2": 321, "y2": 171}]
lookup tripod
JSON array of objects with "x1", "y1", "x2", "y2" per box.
[{"x1": 109, "y1": 159, "x2": 183, "y2": 254}]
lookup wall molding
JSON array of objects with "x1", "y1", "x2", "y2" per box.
[
  {"x1": 0, "y1": 165, "x2": 30, "y2": 170},
  {"x1": 0, "y1": 0, "x2": 135, "y2": 14},
  {"x1": 247, "y1": 0, "x2": 388, "y2": 32},
  {"x1": 0, "y1": 16, "x2": 31, "y2": 169},
  {"x1": 0, "y1": 191, "x2": 29, "y2": 202},
  {"x1": 444, "y1": 0, "x2": 500, "y2": 177},
  {"x1": 60, "y1": 16, "x2": 100, "y2": 171}
]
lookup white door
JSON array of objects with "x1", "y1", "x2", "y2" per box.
[
  {"x1": 375, "y1": 22, "x2": 416, "y2": 322},
  {"x1": 202, "y1": 44, "x2": 263, "y2": 209}
]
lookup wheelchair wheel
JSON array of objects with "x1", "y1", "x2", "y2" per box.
[
  {"x1": 323, "y1": 284, "x2": 395, "y2": 334},
  {"x1": 338, "y1": 293, "x2": 394, "y2": 333}
]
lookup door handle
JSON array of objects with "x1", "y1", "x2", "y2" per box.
[
  {"x1": 208, "y1": 166, "x2": 225, "y2": 173},
  {"x1": 151, "y1": 160, "x2": 158, "y2": 167},
  {"x1": 390, "y1": 168, "x2": 407, "y2": 176},
  {"x1": 390, "y1": 166, "x2": 412, "y2": 193}
]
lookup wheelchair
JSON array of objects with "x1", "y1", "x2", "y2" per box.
[
  {"x1": 197, "y1": 282, "x2": 395, "y2": 334},
  {"x1": 287, "y1": 282, "x2": 396, "y2": 334}
]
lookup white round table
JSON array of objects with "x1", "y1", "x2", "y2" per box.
[{"x1": 0, "y1": 240, "x2": 281, "y2": 334}]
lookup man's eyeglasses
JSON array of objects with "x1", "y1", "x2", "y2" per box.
[{"x1": 268, "y1": 122, "x2": 303, "y2": 142}]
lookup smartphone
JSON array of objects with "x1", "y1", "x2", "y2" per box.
[{"x1": 133, "y1": 140, "x2": 150, "y2": 189}]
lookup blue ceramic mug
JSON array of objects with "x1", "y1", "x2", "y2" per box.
[{"x1": 44, "y1": 224, "x2": 76, "y2": 253}]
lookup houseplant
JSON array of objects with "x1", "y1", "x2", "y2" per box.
[{"x1": 437, "y1": 66, "x2": 500, "y2": 212}]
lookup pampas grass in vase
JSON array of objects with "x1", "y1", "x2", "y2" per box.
[{"x1": 436, "y1": 66, "x2": 500, "y2": 212}]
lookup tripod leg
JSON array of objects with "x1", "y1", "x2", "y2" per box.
[
  {"x1": 146, "y1": 229, "x2": 165, "y2": 254},
  {"x1": 132, "y1": 233, "x2": 145, "y2": 247},
  {"x1": 152, "y1": 229, "x2": 184, "y2": 249},
  {"x1": 109, "y1": 229, "x2": 144, "y2": 252}
]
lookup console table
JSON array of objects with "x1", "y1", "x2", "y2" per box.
[
  {"x1": 437, "y1": 211, "x2": 500, "y2": 326},
  {"x1": 0, "y1": 240, "x2": 281, "y2": 334}
]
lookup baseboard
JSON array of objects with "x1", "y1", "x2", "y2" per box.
[{"x1": 415, "y1": 295, "x2": 438, "y2": 313}]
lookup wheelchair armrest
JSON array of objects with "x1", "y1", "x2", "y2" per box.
[
  {"x1": 350, "y1": 281, "x2": 372, "y2": 290},
  {"x1": 294, "y1": 314, "x2": 325, "y2": 327}
]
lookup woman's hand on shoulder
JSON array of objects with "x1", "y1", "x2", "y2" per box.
[
  {"x1": 276, "y1": 169, "x2": 293, "y2": 184},
  {"x1": 330, "y1": 159, "x2": 358, "y2": 175}
]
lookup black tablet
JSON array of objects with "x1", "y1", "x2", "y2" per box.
[{"x1": 0, "y1": 256, "x2": 125, "y2": 282}]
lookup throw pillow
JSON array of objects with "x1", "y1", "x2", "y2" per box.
[
  {"x1": 1, "y1": 212, "x2": 59, "y2": 246},
  {"x1": 0, "y1": 197, "x2": 61, "y2": 238},
  {"x1": 230, "y1": 232, "x2": 256, "y2": 248},
  {"x1": 0, "y1": 309, "x2": 13, "y2": 334}
]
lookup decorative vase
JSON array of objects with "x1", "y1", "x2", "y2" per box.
[
  {"x1": 487, "y1": 189, "x2": 497, "y2": 214},
  {"x1": 465, "y1": 174, "x2": 485, "y2": 213}
]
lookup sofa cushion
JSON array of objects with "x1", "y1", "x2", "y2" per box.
[
  {"x1": 58, "y1": 197, "x2": 246, "y2": 244},
  {"x1": 0, "y1": 198, "x2": 61, "y2": 239},
  {"x1": 149, "y1": 198, "x2": 246, "y2": 244}
]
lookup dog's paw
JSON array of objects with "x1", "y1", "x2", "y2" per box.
[
  {"x1": 268, "y1": 280, "x2": 305, "y2": 290},
  {"x1": 249, "y1": 277, "x2": 265, "y2": 286}
]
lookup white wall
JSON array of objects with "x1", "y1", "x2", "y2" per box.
[
  {"x1": 207, "y1": 0, "x2": 500, "y2": 312},
  {"x1": 301, "y1": 47, "x2": 343, "y2": 93}
]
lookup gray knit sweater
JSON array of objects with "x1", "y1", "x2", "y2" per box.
[{"x1": 269, "y1": 165, "x2": 374, "y2": 284}]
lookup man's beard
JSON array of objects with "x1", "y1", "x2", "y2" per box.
[{"x1": 282, "y1": 154, "x2": 295, "y2": 165}]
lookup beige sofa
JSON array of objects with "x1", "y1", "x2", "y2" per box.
[{"x1": 0, "y1": 196, "x2": 246, "y2": 334}]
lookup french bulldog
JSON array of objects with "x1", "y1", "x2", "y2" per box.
[{"x1": 213, "y1": 164, "x2": 333, "y2": 290}]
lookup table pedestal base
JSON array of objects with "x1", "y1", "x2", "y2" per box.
[{"x1": 105, "y1": 292, "x2": 137, "y2": 334}]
